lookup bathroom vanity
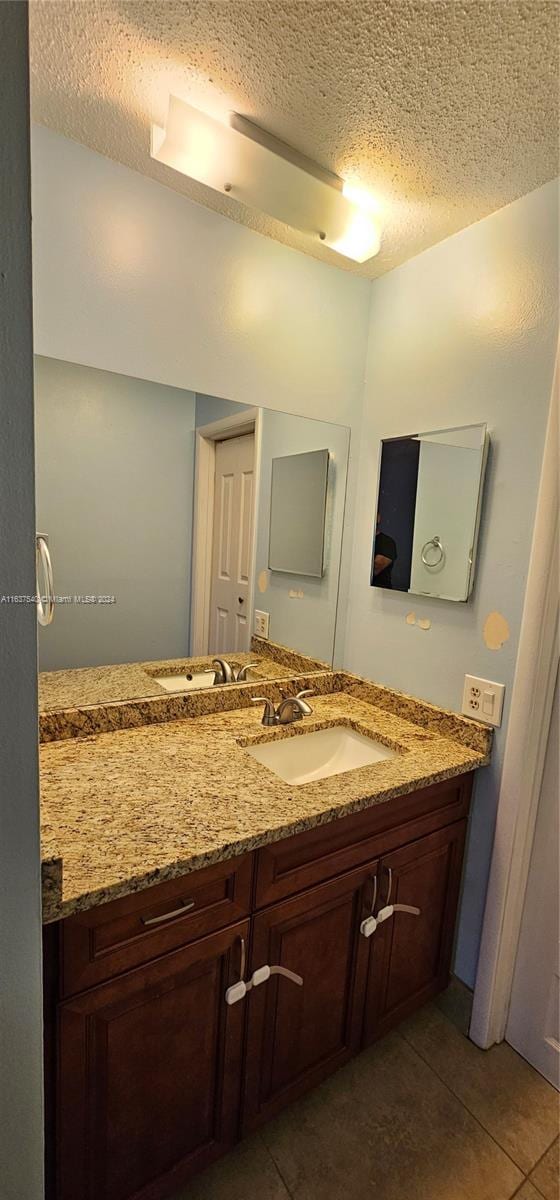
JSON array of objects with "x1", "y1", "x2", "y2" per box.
[
  {"x1": 41, "y1": 674, "x2": 491, "y2": 1200},
  {"x1": 34, "y1": 361, "x2": 495, "y2": 1198}
]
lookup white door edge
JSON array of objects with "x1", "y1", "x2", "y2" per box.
[{"x1": 470, "y1": 338, "x2": 560, "y2": 1049}]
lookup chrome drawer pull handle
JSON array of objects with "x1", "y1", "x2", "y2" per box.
[
  {"x1": 360, "y1": 873, "x2": 379, "y2": 937},
  {"x1": 141, "y1": 899, "x2": 195, "y2": 926},
  {"x1": 225, "y1": 936, "x2": 249, "y2": 1006}
]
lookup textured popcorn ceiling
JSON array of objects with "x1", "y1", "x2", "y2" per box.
[{"x1": 29, "y1": 0, "x2": 559, "y2": 278}]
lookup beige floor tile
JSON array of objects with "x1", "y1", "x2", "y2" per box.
[
  {"x1": 435, "y1": 977, "x2": 473, "y2": 1035},
  {"x1": 261, "y1": 1030, "x2": 523, "y2": 1200},
  {"x1": 530, "y1": 1138, "x2": 560, "y2": 1200},
  {"x1": 174, "y1": 1134, "x2": 291, "y2": 1200},
  {"x1": 400, "y1": 1002, "x2": 559, "y2": 1175},
  {"x1": 514, "y1": 1182, "x2": 547, "y2": 1200}
]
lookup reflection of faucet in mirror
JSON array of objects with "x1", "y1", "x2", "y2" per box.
[
  {"x1": 235, "y1": 662, "x2": 259, "y2": 682},
  {"x1": 252, "y1": 690, "x2": 314, "y2": 726},
  {"x1": 212, "y1": 657, "x2": 235, "y2": 684},
  {"x1": 212, "y1": 658, "x2": 259, "y2": 685}
]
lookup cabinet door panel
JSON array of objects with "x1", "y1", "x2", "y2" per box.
[
  {"x1": 57, "y1": 920, "x2": 248, "y2": 1200},
  {"x1": 243, "y1": 866, "x2": 376, "y2": 1132},
  {"x1": 363, "y1": 821, "x2": 467, "y2": 1045}
]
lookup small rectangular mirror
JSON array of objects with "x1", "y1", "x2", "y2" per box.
[
  {"x1": 268, "y1": 448, "x2": 329, "y2": 577},
  {"x1": 372, "y1": 423, "x2": 488, "y2": 601}
]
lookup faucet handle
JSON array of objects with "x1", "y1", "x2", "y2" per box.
[
  {"x1": 236, "y1": 662, "x2": 259, "y2": 682},
  {"x1": 251, "y1": 696, "x2": 277, "y2": 726},
  {"x1": 294, "y1": 689, "x2": 314, "y2": 716}
]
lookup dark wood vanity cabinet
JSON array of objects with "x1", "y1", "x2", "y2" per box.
[
  {"x1": 55, "y1": 921, "x2": 249, "y2": 1200},
  {"x1": 362, "y1": 820, "x2": 468, "y2": 1045},
  {"x1": 44, "y1": 773, "x2": 473, "y2": 1200},
  {"x1": 243, "y1": 864, "x2": 376, "y2": 1132}
]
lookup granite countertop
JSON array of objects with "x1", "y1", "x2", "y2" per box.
[
  {"x1": 38, "y1": 639, "x2": 329, "y2": 713},
  {"x1": 40, "y1": 681, "x2": 492, "y2": 923},
  {"x1": 39, "y1": 652, "x2": 294, "y2": 711}
]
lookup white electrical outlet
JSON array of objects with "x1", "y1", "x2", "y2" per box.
[
  {"x1": 254, "y1": 610, "x2": 270, "y2": 639},
  {"x1": 462, "y1": 675, "x2": 505, "y2": 727}
]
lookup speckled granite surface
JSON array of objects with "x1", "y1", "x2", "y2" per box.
[
  {"x1": 39, "y1": 645, "x2": 324, "y2": 714},
  {"x1": 39, "y1": 671, "x2": 334, "y2": 742},
  {"x1": 40, "y1": 684, "x2": 492, "y2": 923}
]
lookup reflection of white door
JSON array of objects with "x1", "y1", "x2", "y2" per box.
[
  {"x1": 409, "y1": 439, "x2": 483, "y2": 599},
  {"x1": 506, "y1": 668, "x2": 559, "y2": 1088},
  {"x1": 209, "y1": 433, "x2": 255, "y2": 654}
]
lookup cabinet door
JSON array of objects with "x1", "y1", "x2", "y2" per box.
[
  {"x1": 363, "y1": 821, "x2": 467, "y2": 1045},
  {"x1": 57, "y1": 920, "x2": 249, "y2": 1200},
  {"x1": 242, "y1": 864, "x2": 376, "y2": 1132}
]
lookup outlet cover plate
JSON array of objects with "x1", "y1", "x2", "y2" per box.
[
  {"x1": 462, "y1": 674, "x2": 505, "y2": 727},
  {"x1": 254, "y1": 610, "x2": 270, "y2": 639}
]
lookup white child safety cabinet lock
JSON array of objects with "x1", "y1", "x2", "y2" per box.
[
  {"x1": 225, "y1": 937, "x2": 303, "y2": 1006},
  {"x1": 359, "y1": 870, "x2": 421, "y2": 939}
]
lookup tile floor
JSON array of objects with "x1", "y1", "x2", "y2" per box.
[{"x1": 175, "y1": 980, "x2": 559, "y2": 1200}]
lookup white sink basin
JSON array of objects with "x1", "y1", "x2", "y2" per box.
[
  {"x1": 246, "y1": 725, "x2": 398, "y2": 785},
  {"x1": 155, "y1": 671, "x2": 216, "y2": 693}
]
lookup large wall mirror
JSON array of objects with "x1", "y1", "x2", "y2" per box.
[
  {"x1": 372, "y1": 423, "x2": 488, "y2": 601},
  {"x1": 35, "y1": 357, "x2": 350, "y2": 711}
]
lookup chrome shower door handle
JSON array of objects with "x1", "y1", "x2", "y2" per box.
[{"x1": 36, "y1": 533, "x2": 55, "y2": 626}]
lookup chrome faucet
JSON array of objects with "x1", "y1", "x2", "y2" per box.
[
  {"x1": 212, "y1": 657, "x2": 258, "y2": 684},
  {"x1": 251, "y1": 690, "x2": 314, "y2": 727},
  {"x1": 212, "y1": 657, "x2": 235, "y2": 684}
]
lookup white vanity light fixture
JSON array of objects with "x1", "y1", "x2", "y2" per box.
[{"x1": 151, "y1": 96, "x2": 381, "y2": 264}]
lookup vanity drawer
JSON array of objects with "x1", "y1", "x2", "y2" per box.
[
  {"x1": 254, "y1": 774, "x2": 473, "y2": 908},
  {"x1": 60, "y1": 852, "x2": 253, "y2": 997}
]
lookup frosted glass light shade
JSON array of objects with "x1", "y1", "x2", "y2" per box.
[{"x1": 151, "y1": 96, "x2": 381, "y2": 263}]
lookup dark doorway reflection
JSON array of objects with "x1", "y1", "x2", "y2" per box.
[{"x1": 371, "y1": 437, "x2": 420, "y2": 591}]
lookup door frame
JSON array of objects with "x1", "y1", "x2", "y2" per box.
[
  {"x1": 190, "y1": 408, "x2": 262, "y2": 656},
  {"x1": 470, "y1": 342, "x2": 559, "y2": 1049}
]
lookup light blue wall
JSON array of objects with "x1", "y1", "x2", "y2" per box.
[
  {"x1": 344, "y1": 179, "x2": 559, "y2": 985},
  {"x1": 255, "y1": 410, "x2": 350, "y2": 663},
  {"x1": 195, "y1": 393, "x2": 250, "y2": 426},
  {"x1": 32, "y1": 126, "x2": 370, "y2": 428},
  {"x1": 35, "y1": 357, "x2": 196, "y2": 669}
]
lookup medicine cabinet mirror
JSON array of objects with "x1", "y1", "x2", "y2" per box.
[
  {"x1": 268, "y1": 449, "x2": 329, "y2": 577},
  {"x1": 372, "y1": 423, "x2": 488, "y2": 602},
  {"x1": 34, "y1": 357, "x2": 350, "y2": 712}
]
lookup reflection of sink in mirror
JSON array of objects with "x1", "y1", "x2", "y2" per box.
[
  {"x1": 246, "y1": 725, "x2": 398, "y2": 785},
  {"x1": 155, "y1": 672, "x2": 216, "y2": 693}
]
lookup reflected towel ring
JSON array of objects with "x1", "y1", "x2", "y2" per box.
[{"x1": 421, "y1": 535, "x2": 444, "y2": 567}]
